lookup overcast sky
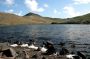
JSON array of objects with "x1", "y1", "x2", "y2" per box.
[{"x1": 0, "y1": 0, "x2": 90, "y2": 18}]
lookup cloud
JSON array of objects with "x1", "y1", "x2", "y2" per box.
[
  {"x1": 5, "y1": 9, "x2": 14, "y2": 13},
  {"x1": 63, "y1": 6, "x2": 90, "y2": 18},
  {"x1": 37, "y1": 8, "x2": 45, "y2": 12},
  {"x1": 54, "y1": 9, "x2": 57, "y2": 14},
  {"x1": 5, "y1": 0, "x2": 14, "y2": 6},
  {"x1": 15, "y1": 11, "x2": 22, "y2": 16},
  {"x1": 54, "y1": 9, "x2": 61, "y2": 14},
  {"x1": 25, "y1": 0, "x2": 45, "y2": 12},
  {"x1": 5, "y1": 9, "x2": 22, "y2": 16},
  {"x1": 74, "y1": 0, "x2": 90, "y2": 4},
  {"x1": 63, "y1": 6, "x2": 80, "y2": 18},
  {"x1": 44, "y1": 4, "x2": 49, "y2": 8},
  {"x1": 80, "y1": 10, "x2": 90, "y2": 15}
]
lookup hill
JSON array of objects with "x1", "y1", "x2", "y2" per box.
[
  {"x1": 23, "y1": 12, "x2": 52, "y2": 24},
  {"x1": 0, "y1": 12, "x2": 90, "y2": 25},
  {"x1": 24, "y1": 12, "x2": 64, "y2": 24},
  {"x1": 0, "y1": 12, "x2": 32, "y2": 25},
  {"x1": 64, "y1": 13, "x2": 90, "y2": 24},
  {"x1": 0, "y1": 12, "x2": 64, "y2": 25}
]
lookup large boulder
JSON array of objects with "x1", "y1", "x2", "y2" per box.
[{"x1": 0, "y1": 48, "x2": 17, "y2": 59}]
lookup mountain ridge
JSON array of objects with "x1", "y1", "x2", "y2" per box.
[
  {"x1": 24, "y1": 12, "x2": 41, "y2": 17},
  {"x1": 0, "y1": 12, "x2": 90, "y2": 25}
]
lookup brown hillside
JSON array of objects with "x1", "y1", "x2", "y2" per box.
[
  {"x1": 0, "y1": 12, "x2": 51, "y2": 25},
  {"x1": 0, "y1": 12, "x2": 32, "y2": 25},
  {"x1": 24, "y1": 15, "x2": 51, "y2": 24}
]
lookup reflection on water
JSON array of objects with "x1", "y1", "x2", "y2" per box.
[{"x1": 0, "y1": 24, "x2": 90, "y2": 57}]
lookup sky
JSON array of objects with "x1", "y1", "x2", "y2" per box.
[{"x1": 0, "y1": 0, "x2": 90, "y2": 18}]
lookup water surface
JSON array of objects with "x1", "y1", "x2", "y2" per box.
[{"x1": 0, "y1": 24, "x2": 90, "y2": 57}]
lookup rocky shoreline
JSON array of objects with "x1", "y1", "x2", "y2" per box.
[
  {"x1": 0, "y1": 42, "x2": 68, "y2": 59},
  {"x1": 0, "y1": 42, "x2": 87, "y2": 59}
]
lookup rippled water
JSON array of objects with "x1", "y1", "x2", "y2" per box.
[{"x1": 0, "y1": 24, "x2": 90, "y2": 57}]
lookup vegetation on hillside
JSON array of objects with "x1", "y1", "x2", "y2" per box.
[
  {"x1": 63, "y1": 13, "x2": 90, "y2": 24},
  {"x1": 0, "y1": 12, "x2": 90, "y2": 25}
]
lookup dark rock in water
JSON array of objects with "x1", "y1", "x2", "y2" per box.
[
  {"x1": 73, "y1": 56, "x2": 80, "y2": 59},
  {"x1": 59, "y1": 42, "x2": 65, "y2": 47},
  {"x1": 77, "y1": 51, "x2": 86, "y2": 59},
  {"x1": 44, "y1": 41, "x2": 54, "y2": 48},
  {"x1": 42, "y1": 41, "x2": 56, "y2": 55},
  {"x1": 59, "y1": 47, "x2": 69, "y2": 55},
  {"x1": 71, "y1": 44, "x2": 76, "y2": 48},
  {"x1": 47, "y1": 41, "x2": 53, "y2": 45},
  {"x1": 14, "y1": 41, "x2": 22, "y2": 45},
  {"x1": 46, "y1": 46, "x2": 56, "y2": 55},
  {"x1": 71, "y1": 51, "x2": 75, "y2": 54}
]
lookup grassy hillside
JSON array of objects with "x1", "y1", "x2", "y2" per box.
[
  {"x1": 0, "y1": 12, "x2": 52, "y2": 25},
  {"x1": 64, "y1": 13, "x2": 90, "y2": 24},
  {"x1": 0, "y1": 12, "x2": 90, "y2": 25},
  {"x1": 24, "y1": 13, "x2": 65, "y2": 24},
  {"x1": 43, "y1": 17, "x2": 65, "y2": 24},
  {"x1": 23, "y1": 13, "x2": 52, "y2": 24},
  {"x1": 0, "y1": 12, "x2": 64, "y2": 25},
  {"x1": 0, "y1": 12, "x2": 32, "y2": 25}
]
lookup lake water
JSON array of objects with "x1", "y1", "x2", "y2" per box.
[{"x1": 0, "y1": 24, "x2": 90, "y2": 57}]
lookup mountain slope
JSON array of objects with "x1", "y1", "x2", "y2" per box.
[
  {"x1": 0, "y1": 12, "x2": 33, "y2": 25},
  {"x1": 0, "y1": 12, "x2": 52, "y2": 25},
  {"x1": 64, "y1": 13, "x2": 90, "y2": 24},
  {"x1": 0, "y1": 12, "x2": 90, "y2": 25},
  {"x1": 23, "y1": 13, "x2": 52, "y2": 24},
  {"x1": 24, "y1": 13, "x2": 64, "y2": 24}
]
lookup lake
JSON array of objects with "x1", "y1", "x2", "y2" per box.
[{"x1": 0, "y1": 24, "x2": 90, "y2": 57}]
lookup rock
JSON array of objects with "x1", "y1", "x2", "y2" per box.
[{"x1": 0, "y1": 48, "x2": 17, "y2": 59}]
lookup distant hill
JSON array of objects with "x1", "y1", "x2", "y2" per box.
[
  {"x1": 24, "y1": 12, "x2": 64, "y2": 24},
  {"x1": 63, "y1": 13, "x2": 90, "y2": 24},
  {"x1": 24, "y1": 12, "x2": 41, "y2": 16},
  {"x1": 0, "y1": 12, "x2": 90, "y2": 25},
  {"x1": 23, "y1": 12, "x2": 52, "y2": 24},
  {"x1": 0, "y1": 12, "x2": 64, "y2": 25}
]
